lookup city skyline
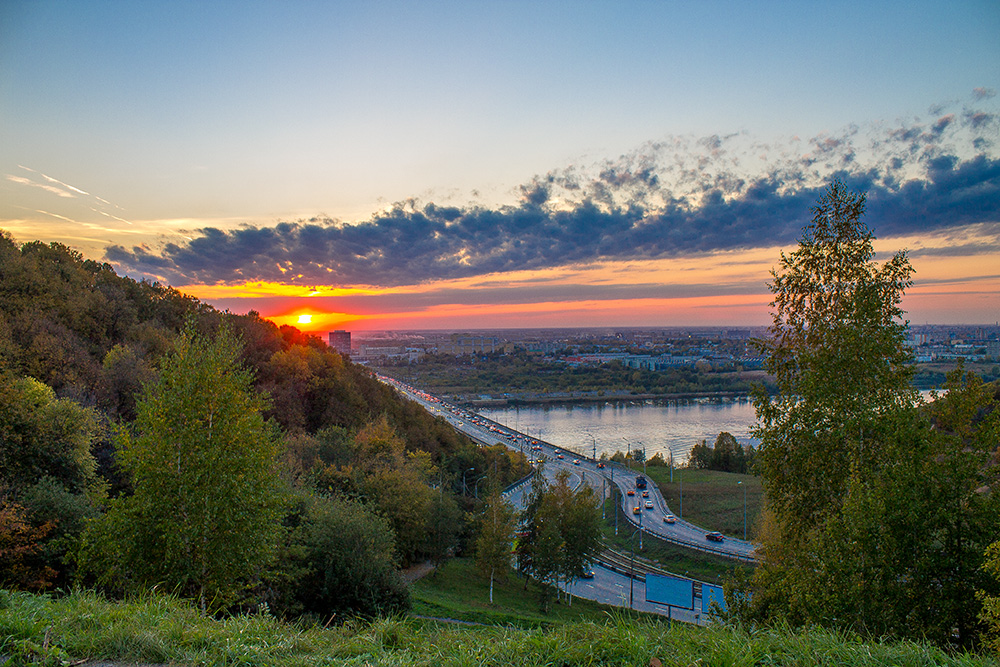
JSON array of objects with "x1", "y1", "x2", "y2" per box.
[{"x1": 2, "y1": 2, "x2": 998, "y2": 330}]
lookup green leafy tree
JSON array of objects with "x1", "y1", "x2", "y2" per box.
[
  {"x1": 741, "y1": 181, "x2": 1000, "y2": 649},
  {"x1": 0, "y1": 374, "x2": 99, "y2": 494},
  {"x1": 81, "y1": 324, "x2": 283, "y2": 611},
  {"x1": 515, "y1": 469, "x2": 601, "y2": 610},
  {"x1": 288, "y1": 495, "x2": 409, "y2": 619},
  {"x1": 474, "y1": 481, "x2": 517, "y2": 603},
  {"x1": 805, "y1": 371, "x2": 1000, "y2": 647},
  {"x1": 981, "y1": 540, "x2": 1000, "y2": 656},
  {"x1": 548, "y1": 470, "x2": 601, "y2": 601},
  {"x1": 752, "y1": 180, "x2": 916, "y2": 535},
  {"x1": 425, "y1": 490, "x2": 462, "y2": 571}
]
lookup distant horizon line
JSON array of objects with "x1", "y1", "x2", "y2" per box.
[{"x1": 307, "y1": 323, "x2": 1000, "y2": 335}]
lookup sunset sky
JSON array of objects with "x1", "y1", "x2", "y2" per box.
[{"x1": 2, "y1": 1, "x2": 998, "y2": 332}]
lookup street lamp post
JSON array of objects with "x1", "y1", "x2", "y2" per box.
[
  {"x1": 639, "y1": 500, "x2": 643, "y2": 550},
  {"x1": 462, "y1": 467, "x2": 474, "y2": 496},
  {"x1": 628, "y1": 519, "x2": 644, "y2": 609},
  {"x1": 613, "y1": 465, "x2": 618, "y2": 535},
  {"x1": 738, "y1": 480, "x2": 746, "y2": 540}
]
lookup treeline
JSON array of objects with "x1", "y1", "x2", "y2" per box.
[
  {"x1": 378, "y1": 350, "x2": 767, "y2": 398},
  {"x1": 688, "y1": 432, "x2": 756, "y2": 474},
  {"x1": 0, "y1": 232, "x2": 529, "y2": 618}
]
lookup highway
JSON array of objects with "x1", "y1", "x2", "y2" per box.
[{"x1": 379, "y1": 375, "x2": 759, "y2": 622}]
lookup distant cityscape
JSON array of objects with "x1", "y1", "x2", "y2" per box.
[{"x1": 329, "y1": 324, "x2": 1000, "y2": 369}]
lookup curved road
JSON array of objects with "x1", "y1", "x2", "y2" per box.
[{"x1": 380, "y1": 376, "x2": 759, "y2": 622}]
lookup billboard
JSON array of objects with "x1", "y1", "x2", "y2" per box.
[{"x1": 645, "y1": 573, "x2": 694, "y2": 609}]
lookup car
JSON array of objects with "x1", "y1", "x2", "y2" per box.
[
  {"x1": 626, "y1": 489, "x2": 635, "y2": 496},
  {"x1": 641, "y1": 490, "x2": 649, "y2": 498},
  {"x1": 644, "y1": 501, "x2": 654, "y2": 509},
  {"x1": 580, "y1": 570, "x2": 595, "y2": 579},
  {"x1": 572, "y1": 459, "x2": 580, "y2": 465},
  {"x1": 706, "y1": 531, "x2": 725, "y2": 542},
  {"x1": 596, "y1": 462, "x2": 605, "y2": 469},
  {"x1": 663, "y1": 514, "x2": 676, "y2": 524},
  {"x1": 633, "y1": 506, "x2": 641, "y2": 514},
  {"x1": 557, "y1": 454, "x2": 564, "y2": 459}
]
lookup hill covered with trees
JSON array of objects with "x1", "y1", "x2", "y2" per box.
[{"x1": 0, "y1": 231, "x2": 529, "y2": 617}]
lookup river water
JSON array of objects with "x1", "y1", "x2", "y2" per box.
[
  {"x1": 479, "y1": 390, "x2": 937, "y2": 463},
  {"x1": 480, "y1": 398, "x2": 758, "y2": 464}
]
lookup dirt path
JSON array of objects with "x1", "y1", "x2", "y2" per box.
[{"x1": 400, "y1": 560, "x2": 436, "y2": 584}]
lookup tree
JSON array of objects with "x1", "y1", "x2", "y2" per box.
[
  {"x1": 549, "y1": 471, "x2": 602, "y2": 602},
  {"x1": 424, "y1": 490, "x2": 462, "y2": 571},
  {"x1": 752, "y1": 180, "x2": 916, "y2": 534},
  {"x1": 0, "y1": 499, "x2": 56, "y2": 591},
  {"x1": 740, "y1": 181, "x2": 1000, "y2": 649},
  {"x1": 515, "y1": 469, "x2": 601, "y2": 610},
  {"x1": 81, "y1": 324, "x2": 283, "y2": 611},
  {"x1": 474, "y1": 481, "x2": 517, "y2": 603},
  {"x1": 288, "y1": 495, "x2": 409, "y2": 619},
  {"x1": 981, "y1": 540, "x2": 1000, "y2": 655},
  {"x1": 0, "y1": 374, "x2": 100, "y2": 494}
]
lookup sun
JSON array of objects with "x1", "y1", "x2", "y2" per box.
[{"x1": 297, "y1": 314, "x2": 312, "y2": 324}]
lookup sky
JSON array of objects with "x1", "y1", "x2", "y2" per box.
[{"x1": 2, "y1": 1, "x2": 999, "y2": 332}]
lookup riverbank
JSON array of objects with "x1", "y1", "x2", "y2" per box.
[{"x1": 458, "y1": 390, "x2": 754, "y2": 408}]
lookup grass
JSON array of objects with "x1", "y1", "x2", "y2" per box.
[
  {"x1": 409, "y1": 557, "x2": 630, "y2": 627},
  {"x1": 1, "y1": 588, "x2": 994, "y2": 666}
]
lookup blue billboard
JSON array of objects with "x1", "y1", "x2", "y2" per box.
[{"x1": 645, "y1": 573, "x2": 694, "y2": 609}]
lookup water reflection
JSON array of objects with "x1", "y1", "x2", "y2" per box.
[
  {"x1": 480, "y1": 398, "x2": 758, "y2": 464},
  {"x1": 481, "y1": 391, "x2": 937, "y2": 463}
]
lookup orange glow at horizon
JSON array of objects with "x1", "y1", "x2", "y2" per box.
[{"x1": 173, "y1": 235, "x2": 1000, "y2": 332}]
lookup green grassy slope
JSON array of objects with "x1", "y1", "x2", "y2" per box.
[{"x1": 2, "y1": 589, "x2": 991, "y2": 666}]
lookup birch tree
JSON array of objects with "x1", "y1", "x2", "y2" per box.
[
  {"x1": 474, "y1": 481, "x2": 516, "y2": 603},
  {"x1": 82, "y1": 323, "x2": 282, "y2": 611}
]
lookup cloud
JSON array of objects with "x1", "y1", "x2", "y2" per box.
[
  {"x1": 6, "y1": 174, "x2": 76, "y2": 198},
  {"x1": 106, "y1": 99, "x2": 1000, "y2": 288},
  {"x1": 18, "y1": 165, "x2": 92, "y2": 196}
]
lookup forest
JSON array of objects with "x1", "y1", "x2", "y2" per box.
[{"x1": 0, "y1": 231, "x2": 531, "y2": 617}]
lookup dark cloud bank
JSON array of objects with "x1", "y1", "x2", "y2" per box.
[{"x1": 108, "y1": 101, "x2": 1000, "y2": 288}]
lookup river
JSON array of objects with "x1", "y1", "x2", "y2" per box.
[
  {"x1": 479, "y1": 390, "x2": 937, "y2": 463},
  {"x1": 480, "y1": 397, "x2": 758, "y2": 464}
]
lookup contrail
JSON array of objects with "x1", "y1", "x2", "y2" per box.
[
  {"x1": 6, "y1": 174, "x2": 75, "y2": 198},
  {"x1": 35, "y1": 209, "x2": 81, "y2": 224},
  {"x1": 18, "y1": 164, "x2": 90, "y2": 196}
]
